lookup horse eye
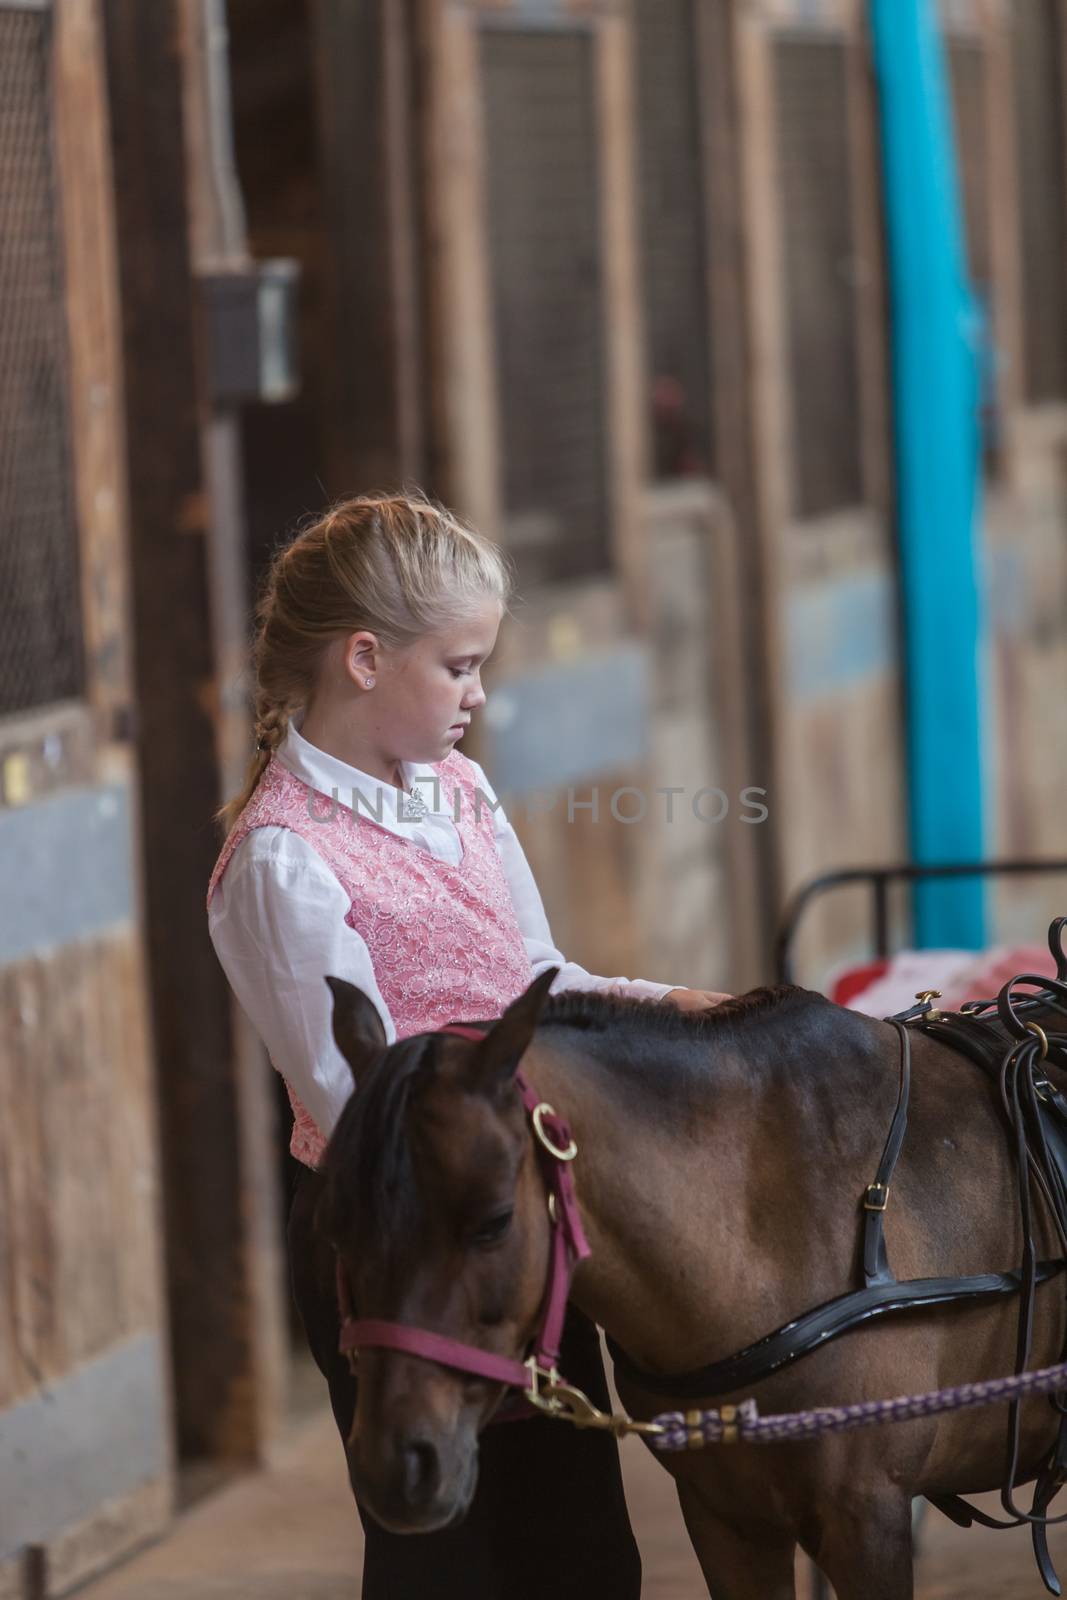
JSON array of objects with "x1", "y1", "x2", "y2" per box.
[{"x1": 472, "y1": 1209, "x2": 514, "y2": 1248}]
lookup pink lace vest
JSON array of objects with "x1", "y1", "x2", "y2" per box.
[{"x1": 206, "y1": 750, "x2": 534, "y2": 1168}]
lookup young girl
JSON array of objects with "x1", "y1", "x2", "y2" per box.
[{"x1": 207, "y1": 493, "x2": 726, "y2": 1599}]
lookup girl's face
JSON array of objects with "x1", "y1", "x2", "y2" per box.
[{"x1": 354, "y1": 597, "x2": 503, "y2": 765}]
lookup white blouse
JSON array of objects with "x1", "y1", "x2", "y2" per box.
[{"x1": 208, "y1": 723, "x2": 684, "y2": 1140}]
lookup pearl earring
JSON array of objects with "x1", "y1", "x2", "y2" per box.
[{"x1": 365, "y1": 676, "x2": 375, "y2": 689}]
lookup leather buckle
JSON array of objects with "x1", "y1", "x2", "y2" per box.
[{"x1": 863, "y1": 1182, "x2": 890, "y2": 1212}]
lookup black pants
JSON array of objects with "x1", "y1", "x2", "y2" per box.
[{"x1": 287, "y1": 1164, "x2": 642, "y2": 1600}]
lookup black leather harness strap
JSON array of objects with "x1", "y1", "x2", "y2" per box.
[{"x1": 862, "y1": 1019, "x2": 911, "y2": 1288}]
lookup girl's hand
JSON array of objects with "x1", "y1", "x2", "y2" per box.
[{"x1": 662, "y1": 987, "x2": 732, "y2": 1012}]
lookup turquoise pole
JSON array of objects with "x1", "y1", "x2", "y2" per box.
[{"x1": 867, "y1": 0, "x2": 987, "y2": 948}]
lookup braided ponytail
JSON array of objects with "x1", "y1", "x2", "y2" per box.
[
  {"x1": 252, "y1": 696, "x2": 292, "y2": 758},
  {"x1": 219, "y1": 697, "x2": 290, "y2": 835}
]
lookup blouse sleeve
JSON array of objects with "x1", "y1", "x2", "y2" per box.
[
  {"x1": 465, "y1": 759, "x2": 686, "y2": 1002},
  {"x1": 207, "y1": 827, "x2": 396, "y2": 1138}
]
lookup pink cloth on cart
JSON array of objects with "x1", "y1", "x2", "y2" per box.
[{"x1": 841, "y1": 944, "x2": 1059, "y2": 1019}]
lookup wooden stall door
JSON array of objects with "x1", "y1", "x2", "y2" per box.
[
  {"x1": 0, "y1": 3, "x2": 173, "y2": 1593},
  {"x1": 736, "y1": 0, "x2": 906, "y2": 982}
]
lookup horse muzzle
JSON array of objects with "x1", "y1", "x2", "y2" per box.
[{"x1": 349, "y1": 1422, "x2": 480, "y2": 1534}]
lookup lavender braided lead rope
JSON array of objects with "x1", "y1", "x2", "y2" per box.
[{"x1": 651, "y1": 1357, "x2": 1067, "y2": 1451}]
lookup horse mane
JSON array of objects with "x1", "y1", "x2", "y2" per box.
[
  {"x1": 320, "y1": 1031, "x2": 437, "y2": 1265},
  {"x1": 321, "y1": 984, "x2": 821, "y2": 1255},
  {"x1": 538, "y1": 982, "x2": 812, "y2": 1040}
]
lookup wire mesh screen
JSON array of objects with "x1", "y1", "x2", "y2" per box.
[
  {"x1": 0, "y1": 7, "x2": 85, "y2": 719},
  {"x1": 773, "y1": 33, "x2": 863, "y2": 521},
  {"x1": 1013, "y1": 0, "x2": 1067, "y2": 404},
  {"x1": 480, "y1": 27, "x2": 609, "y2": 586},
  {"x1": 633, "y1": 0, "x2": 712, "y2": 481}
]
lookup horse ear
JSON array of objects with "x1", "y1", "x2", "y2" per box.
[
  {"x1": 325, "y1": 975, "x2": 388, "y2": 1084},
  {"x1": 466, "y1": 966, "x2": 559, "y2": 1099}
]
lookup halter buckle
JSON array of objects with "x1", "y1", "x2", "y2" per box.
[{"x1": 864, "y1": 1182, "x2": 890, "y2": 1212}]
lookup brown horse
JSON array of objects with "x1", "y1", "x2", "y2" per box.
[{"x1": 318, "y1": 968, "x2": 1067, "y2": 1599}]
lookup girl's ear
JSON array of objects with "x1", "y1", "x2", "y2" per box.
[
  {"x1": 342, "y1": 630, "x2": 380, "y2": 685},
  {"x1": 325, "y1": 976, "x2": 388, "y2": 1083},
  {"x1": 465, "y1": 966, "x2": 559, "y2": 1101}
]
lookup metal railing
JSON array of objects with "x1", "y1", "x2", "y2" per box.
[{"x1": 775, "y1": 859, "x2": 1067, "y2": 986}]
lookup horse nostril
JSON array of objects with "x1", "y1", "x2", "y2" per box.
[{"x1": 400, "y1": 1438, "x2": 440, "y2": 1507}]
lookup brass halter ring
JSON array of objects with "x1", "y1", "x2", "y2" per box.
[
  {"x1": 532, "y1": 1102, "x2": 578, "y2": 1162},
  {"x1": 1025, "y1": 1020, "x2": 1050, "y2": 1062}
]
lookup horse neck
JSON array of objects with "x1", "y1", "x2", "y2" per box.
[{"x1": 525, "y1": 1003, "x2": 891, "y2": 1375}]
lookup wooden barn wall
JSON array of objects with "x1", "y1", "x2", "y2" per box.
[
  {"x1": 0, "y1": 923, "x2": 170, "y2": 1593},
  {"x1": 736, "y1": 0, "x2": 905, "y2": 986},
  {"x1": 978, "y1": 0, "x2": 1067, "y2": 944},
  {"x1": 0, "y1": 2, "x2": 172, "y2": 1591}
]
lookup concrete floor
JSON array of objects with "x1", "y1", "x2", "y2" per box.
[
  {"x1": 74, "y1": 1371, "x2": 1067, "y2": 1599},
  {"x1": 70, "y1": 1401, "x2": 718, "y2": 1600}
]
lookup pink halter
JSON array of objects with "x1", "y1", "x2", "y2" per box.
[{"x1": 334, "y1": 1024, "x2": 591, "y2": 1408}]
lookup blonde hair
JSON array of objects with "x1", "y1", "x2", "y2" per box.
[{"x1": 217, "y1": 492, "x2": 514, "y2": 835}]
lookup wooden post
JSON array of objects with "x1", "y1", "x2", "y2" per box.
[
  {"x1": 415, "y1": 0, "x2": 502, "y2": 528},
  {"x1": 696, "y1": 0, "x2": 781, "y2": 973},
  {"x1": 101, "y1": 0, "x2": 285, "y2": 1464},
  {"x1": 733, "y1": 0, "x2": 793, "y2": 937},
  {"x1": 53, "y1": 0, "x2": 135, "y2": 753},
  {"x1": 596, "y1": 13, "x2": 651, "y2": 633}
]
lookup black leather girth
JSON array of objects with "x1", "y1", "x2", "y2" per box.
[{"x1": 606, "y1": 1263, "x2": 1066, "y2": 1400}]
